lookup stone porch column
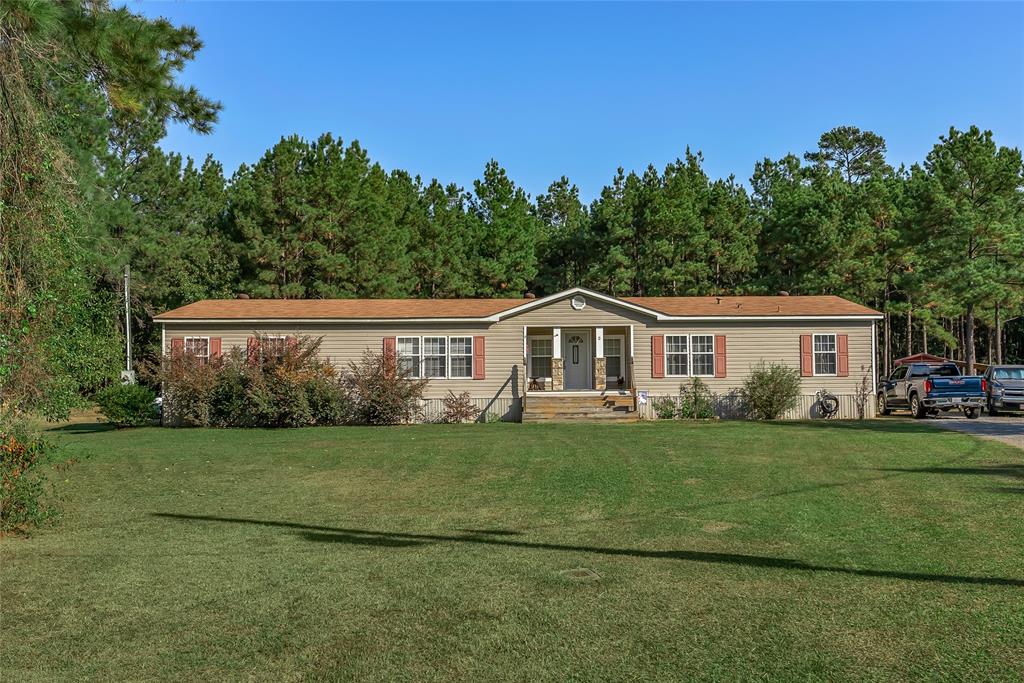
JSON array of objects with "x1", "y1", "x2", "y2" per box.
[
  {"x1": 552, "y1": 328, "x2": 563, "y2": 391},
  {"x1": 594, "y1": 327, "x2": 606, "y2": 390}
]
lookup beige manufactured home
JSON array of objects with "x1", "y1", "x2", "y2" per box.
[{"x1": 154, "y1": 287, "x2": 882, "y2": 421}]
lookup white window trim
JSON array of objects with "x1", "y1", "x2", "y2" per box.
[
  {"x1": 664, "y1": 334, "x2": 716, "y2": 378},
  {"x1": 448, "y1": 336, "x2": 474, "y2": 379},
  {"x1": 397, "y1": 336, "x2": 421, "y2": 378},
  {"x1": 604, "y1": 334, "x2": 625, "y2": 380},
  {"x1": 261, "y1": 334, "x2": 288, "y2": 361},
  {"x1": 527, "y1": 334, "x2": 554, "y2": 379},
  {"x1": 396, "y1": 335, "x2": 476, "y2": 380},
  {"x1": 183, "y1": 336, "x2": 210, "y2": 360},
  {"x1": 813, "y1": 332, "x2": 838, "y2": 377},
  {"x1": 422, "y1": 336, "x2": 448, "y2": 379}
]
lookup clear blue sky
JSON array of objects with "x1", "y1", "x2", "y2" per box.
[{"x1": 131, "y1": 1, "x2": 1023, "y2": 200}]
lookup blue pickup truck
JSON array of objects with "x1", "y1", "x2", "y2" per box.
[{"x1": 877, "y1": 362, "x2": 986, "y2": 419}]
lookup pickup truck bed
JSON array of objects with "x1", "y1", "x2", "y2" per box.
[{"x1": 877, "y1": 362, "x2": 985, "y2": 419}]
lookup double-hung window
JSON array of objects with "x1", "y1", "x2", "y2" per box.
[
  {"x1": 813, "y1": 333, "x2": 837, "y2": 376},
  {"x1": 262, "y1": 335, "x2": 287, "y2": 362},
  {"x1": 449, "y1": 337, "x2": 473, "y2": 378},
  {"x1": 397, "y1": 336, "x2": 475, "y2": 379},
  {"x1": 397, "y1": 337, "x2": 421, "y2": 377},
  {"x1": 666, "y1": 335, "x2": 689, "y2": 376},
  {"x1": 690, "y1": 335, "x2": 715, "y2": 376},
  {"x1": 529, "y1": 338, "x2": 553, "y2": 378},
  {"x1": 423, "y1": 337, "x2": 448, "y2": 378},
  {"x1": 605, "y1": 337, "x2": 623, "y2": 378},
  {"x1": 666, "y1": 334, "x2": 715, "y2": 377},
  {"x1": 184, "y1": 337, "x2": 210, "y2": 363}
]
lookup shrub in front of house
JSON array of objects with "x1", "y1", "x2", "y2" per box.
[
  {"x1": 740, "y1": 361, "x2": 801, "y2": 420},
  {"x1": 94, "y1": 383, "x2": 157, "y2": 427},
  {"x1": 440, "y1": 390, "x2": 481, "y2": 423},
  {"x1": 677, "y1": 378, "x2": 715, "y2": 419},
  {"x1": 146, "y1": 336, "x2": 355, "y2": 428},
  {"x1": 652, "y1": 396, "x2": 678, "y2": 420},
  {"x1": 144, "y1": 351, "x2": 221, "y2": 426},
  {"x1": 343, "y1": 350, "x2": 429, "y2": 425},
  {"x1": 305, "y1": 375, "x2": 350, "y2": 426}
]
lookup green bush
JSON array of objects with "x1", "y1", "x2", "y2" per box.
[
  {"x1": 94, "y1": 383, "x2": 157, "y2": 427},
  {"x1": 208, "y1": 363, "x2": 258, "y2": 427},
  {"x1": 145, "y1": 337, "x2": 353, "y2": 428},
  {"x1": 1, "y1": 431, "x2": 57, "y2": 534},
  {"x1": 266, "y1": 371, "x2": 313, "y2": 427},
  {"x1": 652, "y1": 396, "x2": 678, "y2": 420},
  {"x1": 740, "y1": 362, "x2": 801, "y2": 420},
  {"x1": 306, "y1": 376, "x2": 349, "y2": 425},
  {"x1": 677, "y1": 378, "x2": 715, "y2": 419}
]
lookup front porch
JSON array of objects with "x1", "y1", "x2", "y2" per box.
[
  {"x1": 521, "y1": 325, "x2": 638, "y2": 421},
  {"x1": 523, "y1": 325, "x2": 636, "y2": 393}
]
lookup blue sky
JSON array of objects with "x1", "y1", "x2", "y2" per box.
[{"x1": 132, "y1": 1, "x2": 1023, "y2": 200}]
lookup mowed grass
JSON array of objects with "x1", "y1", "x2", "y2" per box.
[{"x1": 3, "y1": 421, "x2": 1024, "y2": 682}]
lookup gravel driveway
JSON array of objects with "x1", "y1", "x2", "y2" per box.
[{"x1": 921, "y1": 414, "x2": 1024, "y2": 450}]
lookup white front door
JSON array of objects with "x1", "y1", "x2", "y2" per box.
[{"x1": 562, "y1": 329, "x2": 591, "y2": 390}]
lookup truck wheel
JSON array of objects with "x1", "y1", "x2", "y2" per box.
[
  {"x1": 965, "y1": 407, "x2": 979, "y2": 419},
  {"x1": 910, "y1": 394, "x2": 927, "y2": 419},
  {"x1": 988, "y1": 403, "x2": 999, "y2": 417},
  {"x1": 876, "y1": 393, "x2": 891, "y2": 416}
]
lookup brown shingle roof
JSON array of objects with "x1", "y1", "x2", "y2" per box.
[
  {"x1": 622, "y1": 295, "x2": 880, "y2": 317},
  {"x1": 154, "y1": 298, "x2": 526, "y2": 320},
  {"x1": 155, "y1": 292, "x2": 881, "y2": 321}
]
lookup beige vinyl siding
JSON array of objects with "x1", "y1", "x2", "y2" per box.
[
  {"x1": 162, "y1": 321, "x2": 518, "y2": 401},
  {"x1": 636, "y1": 319, "x2": 873, "y2": 394},
  {"x1": 161, "y1": 292, "x2": 877, "y2": 418}
]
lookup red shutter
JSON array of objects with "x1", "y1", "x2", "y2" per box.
[
  {"x1": 209, "y1": 337, "x2": 222, "y2": 360},
  {"x1": 800, "y1": 334, "x2": 813, "y2": 377},
  {"x1": 383, "y1": 337, "x2": 397, "y2": 376},
  {"x1": 714, "y1": 335, "x2": 727, "y2": 378},
  {"x1": 247, "y1": 336, "x2": 260, "y2": 365},
  {"x1": 837, "y1": 334, "x2": 849, "y2": 377},
  {"x1": 651, "y1": 335, "x2": 665, "y2": 378},
  {"x1": 171, "y1": 337, "x2": 184, "y2": 356},
  {"x1": 473, "y1": 336, "x2": 486, "y2": 380}
]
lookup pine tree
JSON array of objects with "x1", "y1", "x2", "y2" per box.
[
  {"x1": 908, "y1": 126, "x2": 1024, "y2": 373},
  {"x1": 468, "y1": 161, "x2": 539, "y2": 296}
]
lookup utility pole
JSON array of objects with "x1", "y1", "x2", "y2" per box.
[{"x1": 121, "y1": 264, "x2": 135, "y2": 384}]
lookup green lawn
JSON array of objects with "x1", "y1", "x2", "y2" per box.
[{"x1": 3, "y1": 421, "x2": 1023, "y2": 681}]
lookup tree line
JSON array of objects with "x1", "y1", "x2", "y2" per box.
[{"x1": 2, "y1": 2, "x2": 1022, "y2": 419}]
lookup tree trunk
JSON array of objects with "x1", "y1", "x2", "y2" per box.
[
  {"x1": 996, "y1": 303, "x2": 1002, "y2": 364},
  {"x1": 883, "y1": 311, "x2": 891, "y2": 378},
  {"x1": 965, "y1": 304, "x2": 975, "y2": 374},
  {"x1": 922, "y1": 323, "x2": 928, "y2": 357},
  {"x1": 906, "y1": 306, "x2": 913, "y2": 356}
]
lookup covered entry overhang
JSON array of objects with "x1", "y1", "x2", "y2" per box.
[{"x1": 523, "y1": 324, "x2": 636, "y2": 393}]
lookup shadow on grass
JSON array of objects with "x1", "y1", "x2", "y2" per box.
[
  {"x1": 757, "y1": 419, "x2": 951, "y2": 435},
  {"x1": 876, "y1": 464, "x2": 1024, "y2": 479},
  {"x1": 153, "y1": 513, "x2": 1024, "y2": 588},
  {"x1": 46, "y1": 422, "x2": 118, "y2": 435}
]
